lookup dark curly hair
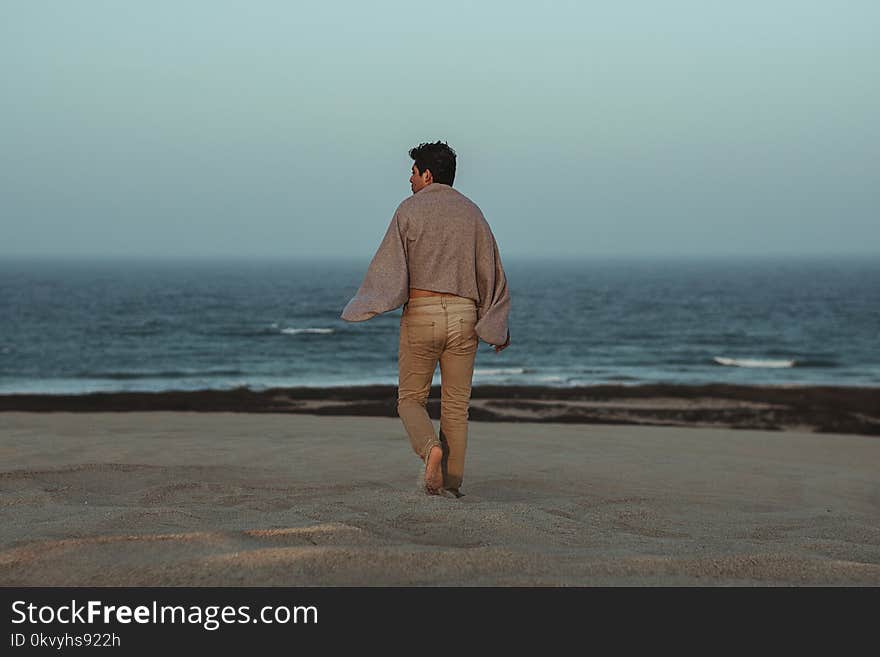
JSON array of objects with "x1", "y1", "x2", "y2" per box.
[{"x1": 408, "y1": 140, "x2": 457, "y2": 186}]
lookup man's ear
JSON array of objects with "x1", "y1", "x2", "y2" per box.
[{"x1": 424, "y1": 169, "x2": 433, "y2": 183}]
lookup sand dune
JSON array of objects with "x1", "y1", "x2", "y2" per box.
[{"x1": 1, "y1": 411, "x2": 878, "y2": 586}]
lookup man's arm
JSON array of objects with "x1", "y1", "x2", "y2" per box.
[
  {"x1": 474, "y1": 219, "x2": 511, "y2": 346},
  {"x1": 492, "y1": 329, "x2": 511, "y2": 353},
  {"x1": 340, "y1": 209, "x2": 410, "y2": 321}
]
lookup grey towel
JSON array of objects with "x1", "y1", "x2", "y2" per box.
[{"x1": 340, "y1": 183, "x2": 511, "y2": 345}]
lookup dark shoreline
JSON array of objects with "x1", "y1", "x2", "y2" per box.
[{"x1": 1, "y1": 383, "x2": 878, "y2": 436}]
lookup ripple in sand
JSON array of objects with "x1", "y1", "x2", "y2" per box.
[{"x1": 0, "y1": 522, "x2": 370, "y2": 569}]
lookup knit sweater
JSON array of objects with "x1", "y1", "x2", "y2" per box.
[{"x1": 340, "y1": 183, "x2": 511, "y2": 345}]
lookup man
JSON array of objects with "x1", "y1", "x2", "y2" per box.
[{"x1": 341, "y1": 141, "x2": 511, "y2": 497}]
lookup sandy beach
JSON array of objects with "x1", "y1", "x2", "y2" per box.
[{"x1": 1, "y1": 409, "x2": 878, "y2": 586}]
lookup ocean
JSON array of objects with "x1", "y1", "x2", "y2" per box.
[{"x1": 1, "y1": 255, "x2": 878, "y2": 394}]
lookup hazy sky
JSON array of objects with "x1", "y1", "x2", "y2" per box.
[{"x1": 2, "y1": 1, "x2": 878, "y2": 258}]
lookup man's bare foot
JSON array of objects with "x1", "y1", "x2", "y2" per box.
[{"x1": 424, "y1": 445, "x2": 443, "y2": 493}]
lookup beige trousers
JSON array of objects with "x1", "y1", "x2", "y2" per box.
[{"x1": 397, "y1": 295, "x2": 478, "y2": 492}]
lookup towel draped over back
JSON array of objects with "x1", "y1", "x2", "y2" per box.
[{"x1": 340, "y1": 183, "x2": 510, "y2": 346}]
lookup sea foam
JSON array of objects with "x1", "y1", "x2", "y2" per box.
[
  {"x1": 714, "y1": 356, "x2": 796, "y2": 368},
  {"x1": 473, "y1": 367, "x2": 527, "y2": 376},
  {"x1": 281, "y1": 328, "x2": 335, "y2": 335}
]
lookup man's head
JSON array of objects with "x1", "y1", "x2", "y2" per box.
[{"x1": 409, "y1": 140, "x2": 456, "y2": 193}]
